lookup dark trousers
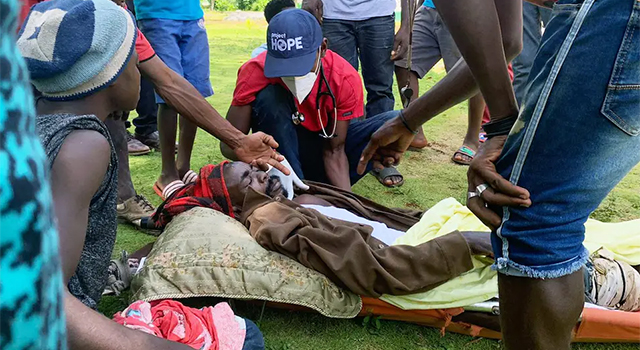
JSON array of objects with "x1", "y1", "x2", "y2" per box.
[
  {"x1": 125, "y1": 0, "x2": 135, "y2": 12},
  {"x1": 323, "y1": 15, "x2": 396, "y2": 118},
  {"x1": 512, "y1": 2, "x2": 552, "y2": 107},
  {"x1": 128, "y1": 76, "x2": 158, "y2": 136},
  {"x1": 251, "y1": 84, "x2": 397, "y2": 185},
  {"x1": 124, "y1": 1, "x2": 158, "y2": 136}
]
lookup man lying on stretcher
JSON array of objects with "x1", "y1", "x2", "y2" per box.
[
  {"x1": 144, "y1": 161, "x2": 493, "y2": 298},
  {"x1": 141, "y1": 161, "x2": 640, "y2": 311}
]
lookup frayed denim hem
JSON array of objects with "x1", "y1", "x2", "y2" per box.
[{"x1": 491, "y1": 247, "x2": 589, "y2": 279}]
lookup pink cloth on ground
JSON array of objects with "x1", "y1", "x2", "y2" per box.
[{"x1": 113, "y1": 299, "x2": 246, "y2": 350}]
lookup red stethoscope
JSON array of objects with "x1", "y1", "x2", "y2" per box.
[{"x1": 291, "y1": 65, "x2": 338, "y2": 138}]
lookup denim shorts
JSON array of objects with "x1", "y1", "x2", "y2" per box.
[
  {"x1": 138, "y1": 18, "x2": 214, "y2": 104},
  {"x1": 493, "y1": 0, "x2": 640, "y2": 278}
]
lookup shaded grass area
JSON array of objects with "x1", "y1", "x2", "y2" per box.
[{"x1": 100, "y1": 12, "x2": 640, "y2": 349}]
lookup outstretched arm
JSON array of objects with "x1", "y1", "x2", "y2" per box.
[
  {"x1": 220, "y1": 104, "x2": 252, "y2": 160},
  {"x1": 139, "y1": 56, "x2": 288, "y2": 174}
]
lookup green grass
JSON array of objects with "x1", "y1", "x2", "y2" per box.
[{"x1": 99, "y1": 12, "x2": 640, "y2": 349}]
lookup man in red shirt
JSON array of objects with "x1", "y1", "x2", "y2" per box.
[{"x1": 222, "y1": 9, "x2": 403, "y2": 190}]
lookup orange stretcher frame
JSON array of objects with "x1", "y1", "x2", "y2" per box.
[
  {"x1": 263, "y1": 297, "x2": 640, "y2": 343},
  {"x1": 359, "y1": 297, "x2": 640, "y2": 343}
]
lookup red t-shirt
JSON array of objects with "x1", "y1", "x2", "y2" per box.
[
  {"x1": 136, "y1": 29, "x2": 155, "y2": 62},
  {"x1": 232, "y1": 50, "x2": 364, "y2": 132}
]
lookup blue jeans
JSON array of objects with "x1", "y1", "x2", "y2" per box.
[
  {"x1": 493, "y1": 0, "x2": 640, "y2": 278},
  {"x1": 242, "y1": 319, "x2": 264, "y2": 350},
  {"x1": 251, "y1": 84, "x2": 397, "y2": 185},
  {"x1": 138, "y1": 18, "x2": 213, "y2": 104},
  {"x1": 323, "y1": 16, "x2": 395, "y2": 118},
  {"x1": 512, "y1": 2, "x2": 552, "y2": 107}
]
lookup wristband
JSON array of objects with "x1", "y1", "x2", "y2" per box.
[
  {"x1": 399, "y1": 110, "x2": 418, "y2": 135},
  {"x1": 483, "y1": 114, "x2": 518, "y2": 139}
]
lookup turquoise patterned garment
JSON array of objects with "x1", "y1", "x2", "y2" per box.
[{"x1": 0, "y1": 0, "x2": 68, "y2": 348}]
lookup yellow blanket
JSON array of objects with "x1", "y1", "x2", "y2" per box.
[{"x1": 379, "y1": 198, "x2": 640, "y2": 310}]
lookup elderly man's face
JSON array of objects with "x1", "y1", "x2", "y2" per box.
[{"x1": 224, "y1": 162, "x2": 285, "y2": 208}]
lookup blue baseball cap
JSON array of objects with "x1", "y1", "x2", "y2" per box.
[{"x1": 264, "y1": 9, "x2": 322, "y2": 78}]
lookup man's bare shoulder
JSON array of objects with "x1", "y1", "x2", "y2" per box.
[{"x1": 52, "y1": 129, "x2": 110, "y2": 194}]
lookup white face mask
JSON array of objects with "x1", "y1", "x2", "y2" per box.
[{"x1": 281, "y1": 50, "x2": 321, "y2": 102}]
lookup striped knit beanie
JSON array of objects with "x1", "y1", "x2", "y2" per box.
[{"x1": 17, "y1": 0, "x2": 136, "y2": 100}]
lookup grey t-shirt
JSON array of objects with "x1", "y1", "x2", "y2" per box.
[
  {"x1": 36, "y1": 113, "x2": 118, "y2": 310},
  {"x1": 323, "y1": 0, "x2": 396, "y2": 21}
]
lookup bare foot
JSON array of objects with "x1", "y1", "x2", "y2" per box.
[
  {"x1": 156, "y1": 172, "x2": 181, "y2": 190},
  {"x1": 384, "y1": 175, "x2": 403, "y2": 187},
  {"x1": 410, "y1": 127, "x2": 429, "y2": 149}
]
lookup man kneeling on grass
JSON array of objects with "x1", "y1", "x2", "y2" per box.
[
  {"x1": 18, "y1": 0, "x2": 262, "y2": 348},
  {"x1": 147, "y1": 161, "x2": 493, "y2": 297},
  {"x1": 221, "y1": 9, "x2": 408, "y2": 190}
]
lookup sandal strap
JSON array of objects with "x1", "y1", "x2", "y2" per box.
[
  {"x1": 163, "y1": 180, "x2": 185, "y2": 198},
  {"x1": 372, "y1": 166, "x2": 405, "y2": 188},
  {"x1": 181, "y1": 170, "x2": 198, "y2": 184},
  {"x1": 376, "y1": 166, "x2": 403, "y2": 180},
  {"x1": 456, "y1": 146, "x2": 476, "y2": 158}
]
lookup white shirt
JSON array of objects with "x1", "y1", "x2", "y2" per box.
[
  {"x1": 323, "y1": 0, "x2": 396, "y2": 21},
  {"x1": 302, "y1": 204, "x2": 405, "y2": 246}
]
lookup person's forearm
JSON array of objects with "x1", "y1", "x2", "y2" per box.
[
  {"x1": 65, "y1": 293, "x2": 191, "y2": 350},
  {"x1": 402, "y1": 58, "x2": 480, "y2": 130},
  {"x1": 431, "y1": 0, "x2": 520, "y2": 121},
  {"x1": 144, "y1": 68, "x2": 245, "y2": 150},
  {"x1": 403, "y1": 0, "x2": 520, "y2": 130},
  {"x1": 400, "y1": 0, "x2": 411, "y2": 27},
  {"x1": 323, "y1": 148, "x2": 351, "y2": 190},
  {"x1": 220, "y1": 141, "x2": 240, "y2": 160}
]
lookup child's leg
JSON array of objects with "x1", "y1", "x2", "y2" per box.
[
  {"x1": 157, "y1": 104, "x2": 180, "y2": 187},
  {"x1": 175, "y1": 18, "x2": 214, "y2": 180},
  {"x1": 137, "y1": 19, "x2": 186, "y2": 189},
  {"x1": 464, "y1": 94, "x2": 484, "y2": 149},
  {"x1": 176, "y1": 116, "x2": 197, "y2": 179}
]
